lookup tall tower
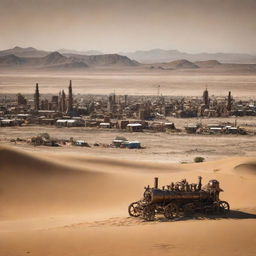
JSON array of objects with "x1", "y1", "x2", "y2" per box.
[
  {"x1": 124, "y1": 95, "x2": 128, "y2": 106},
  {"x1": 34, "y1": 83, "x2": 40, "y2": 111},
  {"x1": 107, "y1": 93, "x2": 116, "y2": 112},
  {"x1": 203, "y1": 88, "x2": 209, "y2": 108},
  {"x1": 67, "y1": 80, "x2": 73, "y2": 113},
  {"x1": 61, "y1": 90, "x2": 66, "y2": 113},
  {"x1": 227, "y1": 91, "x2": 232, "y2": 111},
  {"x1": 58, "y1": 91, "x2": 62, "y2": 112}
]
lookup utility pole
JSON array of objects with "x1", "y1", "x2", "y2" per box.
[{"x1": 157, "y1": 85, "x2": 160, "y2": 97}]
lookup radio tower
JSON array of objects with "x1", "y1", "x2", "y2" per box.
[{"x1": 157, "y1": 85, "x2": 160, "y2": 97}]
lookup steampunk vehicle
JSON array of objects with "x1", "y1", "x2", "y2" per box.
[{"x1": 128, "y1": 176, "x2": 230, "y2": 221}]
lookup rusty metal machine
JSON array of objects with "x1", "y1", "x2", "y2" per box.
[{"x1": 128, "y1": 176, "x2": 230, "y2": 221}]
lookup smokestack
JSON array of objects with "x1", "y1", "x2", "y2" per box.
[
  {"x1": 34, "y1": 83, "x2": 40, "y2": 111},
  {"x1": 154, "y1": 177, "x2": 158, "y2": 189},
  {"x1": 198, "y1": 176, "x2": 202, "y2": 191}
]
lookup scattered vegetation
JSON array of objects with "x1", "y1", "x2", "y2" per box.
[{"x1": 194, "y1": 156, "x2": 205, "y2": 163}]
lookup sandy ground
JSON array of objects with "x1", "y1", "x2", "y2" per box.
[
  {"x1": 0, "y1": 122, "x2": 256, "y2": 163},
  {"x1": 0, "y1": 143, "x2": 256, "y2": 256},
  {"x1": 0, "y1": 70, "x2": 256, "y2": 97}
]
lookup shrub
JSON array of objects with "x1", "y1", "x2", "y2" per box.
[{"x1": 194, "y1": 156, "x2": 205, "y2": 163}]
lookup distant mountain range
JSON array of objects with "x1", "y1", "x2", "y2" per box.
[
  {"x1": 0, "y1": 46, "x2": 103, "y2": 58},
  {"x1": 0, "y1": 47, "x2": 138, "y2": 69},
  {"x1": 2, "y1": 46, "x2": 256, "y2": 64},
  {"x1": 148, "y1": 59, "x2": 256, "y2": 73},
  {"x1": 0, "y1": 46, "x2": 49, "y2": 58},
  {"x1": 0, "y1": 47, "x2": 256, "y2": 72},
  {"x1": 120, "y1": 49, "x2": 256, "y2": 64}
]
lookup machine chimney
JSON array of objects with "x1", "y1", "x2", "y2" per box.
[
  {"x1": 154, "y1": 177, "x2": 159, "y2": 189},
  {"x1": 198, "y1": 176, "x2": 202, "y2": 191}
]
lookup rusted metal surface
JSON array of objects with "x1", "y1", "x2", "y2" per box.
[{"x1": 128, "y1": 176, "x2": 230, "y2": 221}]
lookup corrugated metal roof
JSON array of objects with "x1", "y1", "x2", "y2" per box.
[{"x1": 127, "y1": 123, "x2": 142, "y2": 127}]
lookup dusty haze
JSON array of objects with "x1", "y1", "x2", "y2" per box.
[{"x1": 0, "y1": 0, "x2": 256, "y2": 54}]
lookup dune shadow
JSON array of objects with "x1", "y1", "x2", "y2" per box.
[{"x1": 155, "y1": 209, "x2": 256, "y2": 223}]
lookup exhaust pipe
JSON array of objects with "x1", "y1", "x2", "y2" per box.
[
  {"x1": 198, "y1": 176, "x2": 202, "y2": 191},
  {"x1": 154, "y1": 177, "x2": 158, "y2": 189}
]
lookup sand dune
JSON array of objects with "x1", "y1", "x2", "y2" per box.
[
  {"x1": 234, "y1": 161, "x2": 256, "y2": 175},
  {"x1": 0, "y1": 145, "x2": 256, "y2": 256}
]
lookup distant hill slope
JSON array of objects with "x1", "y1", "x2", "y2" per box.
[
  {"x1": 167, "y1": 59, "x2": 199, "y2": 69},
  {"x1": 0, "y1": 52, "x2": 75, "y2": 68},
  {"x1": 194, "y1": 60, "x2": 222, "y2": 68},
  {"x1": 0, "y1": 51, "x2": 139, "y2": 70},
  {"x1": 148, "y1": 59, "x2": 256, "y2": 73},
  {"x1": 121, "y1": 48, "x2": 256, "y2": 64},
  {"x1": 150, "y1": 59, "x2": 199, "y2": 70},
  {"x1": 0, "y1": 46, "x2": 49, "y2": 57},
  {"x1": 64, "y1": 53, "x2": 139, "y2": 66}
]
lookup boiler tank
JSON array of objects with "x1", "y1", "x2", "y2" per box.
[{"x1": 145, "y1": 189, "x2": 209, "y2": 203}]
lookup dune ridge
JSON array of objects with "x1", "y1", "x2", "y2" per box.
[{"x1": 0, "y1": 145, "x2": 255, "y2": 219}]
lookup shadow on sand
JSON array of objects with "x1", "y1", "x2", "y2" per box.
[{"x1": 155, "y1": 209, "x2": 256, "y2": 222}]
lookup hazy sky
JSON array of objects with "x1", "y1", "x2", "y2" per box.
[{"x1": 0, "y1": 0, "x2": 256, "y2": 54}]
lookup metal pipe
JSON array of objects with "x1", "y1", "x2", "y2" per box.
[
  {"x1": 198, "y1": 176, "x2": 202, "y2": 191},
  {"x1": 154, "y1": 177, "x2": 158, "y2": 189}
]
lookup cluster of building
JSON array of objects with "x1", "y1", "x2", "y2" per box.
[
  {"x1": 13, "y1": 133, "x2": 142, "y2": 149},
  {"x1": 0, "y1": 82, "x2": 255, "y2": 135}
]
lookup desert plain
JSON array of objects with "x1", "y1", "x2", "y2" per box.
[
  {"x1": 1, "y1": 70, "x2": 256, "y2": 97},
  {"x1": 0, "y1": 71, "x2": 256, "y2": 256}
]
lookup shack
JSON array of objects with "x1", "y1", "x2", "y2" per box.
[
  {"x1": 122, "y1": 141, "x2": 141, "y2": 149},
  {"x1": 184, "y1": 123, "x2": 198, "y2": 134},
  {"x1": 74, "y1": 140, "x2": 90, "y2": 147},
  {"x1": 0, "y1": 119, "x2": 22, "y2": 127},
  {"x1": 99, "y1": 122, "x2": 111, "y2": 128},
  {"x1": 207, "y1": 124, "x2": 224, "y2": 134},
  {"x1": 224, "y1": 126, "x2": 239, "y2": 134},
  {"x1": 56, "y1": 119, "x2": 69, "y2": 127},
  {"x1": 209, "y1": 127, "x2": 223, "y2": 134},
  {"x1": 164, "y1": 122, "x2": 176, "y2": 129},
  {"x1": 127, "y1": 123, "x2": 143, "y2": 132},
  {"x1": 112, "y1": 136, "x2": 128, "y2": 147},
  {"x1": 56, "y1": 119, "x2": 84, "y2": 127}
]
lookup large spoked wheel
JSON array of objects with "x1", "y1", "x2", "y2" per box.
[
  {"x1": 218, "y1": 201, "x2": 230, "y2": 214},
  {"x1": 128, "y1": 202, "x2": 142, "y2": 217},
  {"x1": 142, "y1": 204, "x2": 156, "y2": 221},
  {"x1": 164, "y1": 202, "x2": 179, "y2": 219}
]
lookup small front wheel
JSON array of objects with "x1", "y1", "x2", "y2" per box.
[{"x1": 128, "y1": 201, "x2": 142, "y2": 217}]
